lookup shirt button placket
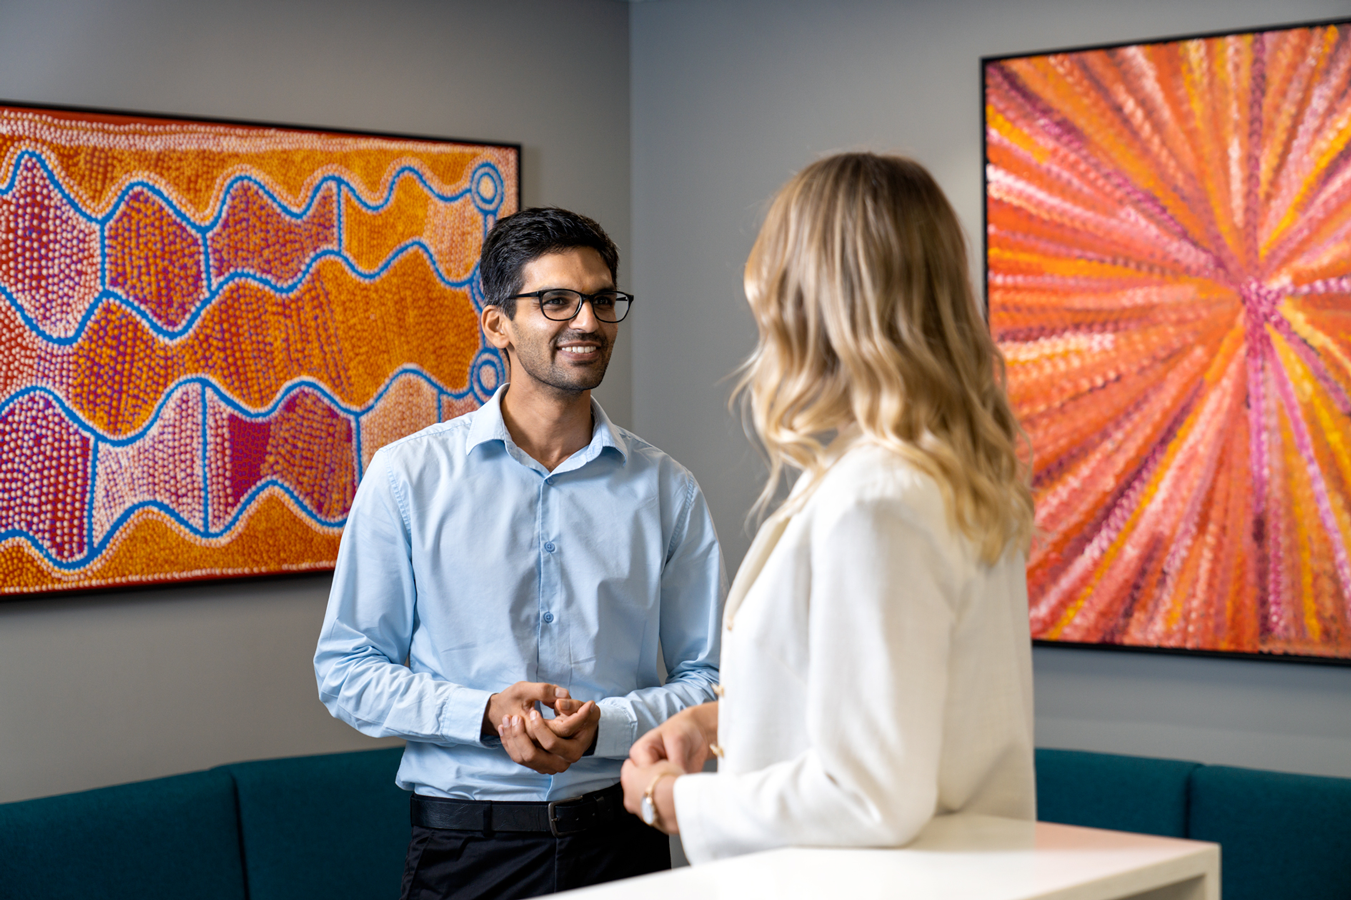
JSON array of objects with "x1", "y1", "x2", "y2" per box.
[
  {"x1": 537, "y1": 481, "x2": 564, "y2": 684},
  {"x1": 541, "y1": 539, "x2": 557, "y2": 628}
]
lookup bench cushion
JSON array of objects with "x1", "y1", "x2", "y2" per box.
[
  {"x1": 1188, "y1": 764, "x2": 1351, "y2": 900},
  {"x1": 1035, "y1": 747, "x2": 1201, "y2": 837},
  {"x1": 0, "y1": 769, "x2": 245, "y2": 900},
  {"x1": 222, "y1": 747, "x2": 408, "y2": 900}
]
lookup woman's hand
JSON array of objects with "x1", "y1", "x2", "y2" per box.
[
  {"x1": 621, "y1": 701, "x2": 719, "y2": 835},
  {"x1": 629, "y1": 701, "x2": 720, "y2": 772},
  {"x1": 621, "y1": 758, "x2": 683, "y2": 835}
]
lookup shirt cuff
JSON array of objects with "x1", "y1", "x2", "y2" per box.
[
  {"x1": 590, "y1": 701, "x2": 637, "y2": 758},
  {"x1": 440, "y1": 685, "x2": 496, "y2": 747}
]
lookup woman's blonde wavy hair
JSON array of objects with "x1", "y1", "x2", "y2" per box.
[{"x1": 733, "y1": 152, "x2": 1033, "y2": 563}]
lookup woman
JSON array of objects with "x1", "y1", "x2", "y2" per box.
[{"x1": 620, "y1": 153, "x2": 1037, "y2": 865}]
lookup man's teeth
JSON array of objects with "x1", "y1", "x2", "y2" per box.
[{"x1": 560, "y1": 346, "x2": 598, "y2": 355}]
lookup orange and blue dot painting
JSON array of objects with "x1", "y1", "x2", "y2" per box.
[{"x1": 0, "y1": 105, "x2": 517, "y2": 595}]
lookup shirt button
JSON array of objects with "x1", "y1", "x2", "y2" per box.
[
  {"x1": 543, "y1": 541, "x2": 556, "y2": 553},
  {"x1": 542, "y1": 611, "x2": 555, "y2": 624}
]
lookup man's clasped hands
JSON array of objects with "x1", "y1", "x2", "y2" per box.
[
  {"x1": 485, "y1": 680, "x2": 721, "y2": 835},
  {"x1": 482, "y1": 681, "x2": 601, "y2": 775}
]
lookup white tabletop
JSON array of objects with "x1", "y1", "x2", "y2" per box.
[{"x1": 556, "y1": 814, "x2": 1219, "y2": 900}]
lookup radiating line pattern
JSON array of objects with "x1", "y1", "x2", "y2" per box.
[
  {"x1": 0, "y1": 106, "x2": 518, "y2": 595},
  {"x1": 985, "y1": 22, "x2": 1351, "y2": 659}
]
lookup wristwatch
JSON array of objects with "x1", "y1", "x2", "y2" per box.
[{"x1": 641, "y1": 772, "x2": 676, "y2": 829}]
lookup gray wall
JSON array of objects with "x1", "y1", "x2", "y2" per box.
[
  {"x1": 4, "y1": 0, "x2": 1351, "y2": 808},
  {"x1": 0, "y1": 0, "x2": 632, "y2": 804},
  {"x1": 629, "y1": 0, "x2": 1351, "y2": 780}
]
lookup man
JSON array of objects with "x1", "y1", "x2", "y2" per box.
[{"x1": 315, "y1": 207, "x2": 724, "y2": 900}]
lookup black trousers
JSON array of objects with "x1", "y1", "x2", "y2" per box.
[{"x1": 400, "y1": 802, "x2": 670, "y2": 900}]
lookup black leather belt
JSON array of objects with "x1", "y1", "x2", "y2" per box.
[{"x1": 411, "y1": 784, "x2": 626, "y2": 837}]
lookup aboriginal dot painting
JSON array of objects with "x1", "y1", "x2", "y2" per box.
[
  {"x1": 985, "y1": 21, "x2": 1351, "y2": 660},
  {"x1": 0, "y1": 105, "x2": 517, "y2": 596}
]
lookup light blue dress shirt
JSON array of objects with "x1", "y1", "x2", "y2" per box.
[{"x1": 315, "y1": 386, "x2": 725, "y2": 801}]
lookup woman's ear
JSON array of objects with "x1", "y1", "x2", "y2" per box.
[{"x1": 481, "y1": 304, "x2": 513, "y2": 352}]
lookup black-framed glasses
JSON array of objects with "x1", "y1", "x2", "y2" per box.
[{"x1": 510, "y1": 289, "x2": 634, "y2": 323}]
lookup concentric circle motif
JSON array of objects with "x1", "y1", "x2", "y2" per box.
[
  {"x1": 470, "y1": 162, "x2": 505, "y2": 215},
  {"x1": 0, "y1": 105, "x2": 520, "y2": 595},
  {"x1": 985, "y1": 23, "x2": 1351, "y2": 658},
  {"x1": 471, "y1": 348, "x2": 505, "y2": 403}
]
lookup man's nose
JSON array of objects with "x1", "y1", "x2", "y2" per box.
[{"x1": 572, "y1": 297, "x2": 600, "y2": 329}]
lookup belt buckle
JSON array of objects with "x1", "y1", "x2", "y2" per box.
[{"x1": 547, "y1": 795, "x2": 584, "y2": 837}]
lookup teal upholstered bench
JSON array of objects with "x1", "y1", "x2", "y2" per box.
[
  {"x1": 1036, "y1": 748, "x2": 1351, "y2": 900},
  {"x1": 0, "y1": 748, "x2": 408, "y2": 900},
  {"x1": 2, "y1": 746, "x2": 1349, "y2": 900},
  {"x1": 0, "y1": 768, "x2": 247, "y2": 900},
  {"x1": 1189, "y1": 765, "x2": 1351, "y2": 900},
  {"x1": 222, "y1": 747, "x2": 408, "y2": 900},
  {"x1": 1034, "y1": 747, "x2": 1200, "y2": 837}
]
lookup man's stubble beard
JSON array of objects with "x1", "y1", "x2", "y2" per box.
[{"x1": 511, "y1": 329, "x2": 614, "y2": 395}]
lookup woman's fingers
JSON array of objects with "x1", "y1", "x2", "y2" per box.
[
  {"x1": 629, "y1": 714, "x2": 709, "y2": 772},
  {"x1": 620, "y1": 759, "x2": 645, "y2": 815},
  {"x1": 629, "y1": 727, "x2": 670, "y2": 766}
]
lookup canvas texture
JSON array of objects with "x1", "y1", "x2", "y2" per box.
[
  {"x1": 986, "y1": 23, "x2": 1351, "y2": 659},
  {"x1": 0, "y1": 106, "x2": 518, "y2": 595}
]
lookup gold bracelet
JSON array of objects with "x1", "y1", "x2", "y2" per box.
[{"x1": 640, "y1": 771, "x2": 677, "y2": 830}]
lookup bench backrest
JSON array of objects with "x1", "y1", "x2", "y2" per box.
[
  {"x1": 5, "y1": 745, "x2": 1349, "y2": 900},
  {"x1": 222, "y1": 747, "x2": 408, "y2": 900},
  {"x1": 1034, "y1": 747, "x2": 1200, "y2": 838},
  {"x1": 0, "y1": 769, "x2": 246, "y2": 900},
  {"x1": 1188, "y1": 764, "x2": 1351, "y2": 900},
  {"x1": 1035, "y1": 749, "x2": 1351, "y2": 900}
]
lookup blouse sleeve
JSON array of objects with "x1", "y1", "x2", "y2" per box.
[{"x1": 674, "y1": 490, "x2": 957, "y2": 863}]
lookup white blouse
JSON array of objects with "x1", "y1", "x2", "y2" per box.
[{"x1": 673, "y1": 440, "x2": 1035, "y2": 865}]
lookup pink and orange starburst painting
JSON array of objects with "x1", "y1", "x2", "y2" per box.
[{"x1": 985, "y1": 20, "x2": 1351, "y2": 661}]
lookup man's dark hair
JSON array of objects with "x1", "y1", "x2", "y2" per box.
[{"x1": 479, "y1": 207, "x2": 620, "y2": 317}]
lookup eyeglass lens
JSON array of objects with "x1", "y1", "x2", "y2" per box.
[{"x1": 538, "y1": 290, "x2": 631, "y2": 322}]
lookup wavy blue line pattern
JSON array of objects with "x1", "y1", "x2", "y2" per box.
[
  {"x1": 0, "y1": 112, "x2": 516, "y2": 592},
  {"x1": 2, "y1": 152, "x2": 483, "y2": 343}
]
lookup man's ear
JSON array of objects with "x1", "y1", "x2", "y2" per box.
[{"x1": 481, "y1": 304, "x2": 513, "y2": 351}]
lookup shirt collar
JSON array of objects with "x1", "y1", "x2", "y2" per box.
[
  {"x1": 588, "y1": 394, "x2": 628, "y2": 461},
  {"x1": 466, "y1": 384, "x2": 629, "y2": 466},
  {"x1": 465, "y1": 384, "x2": 514, "y2": 453}
]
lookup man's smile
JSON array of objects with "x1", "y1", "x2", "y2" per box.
[{"x1": 556, "y1": 340, "x2": 604, "y2": 359}]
